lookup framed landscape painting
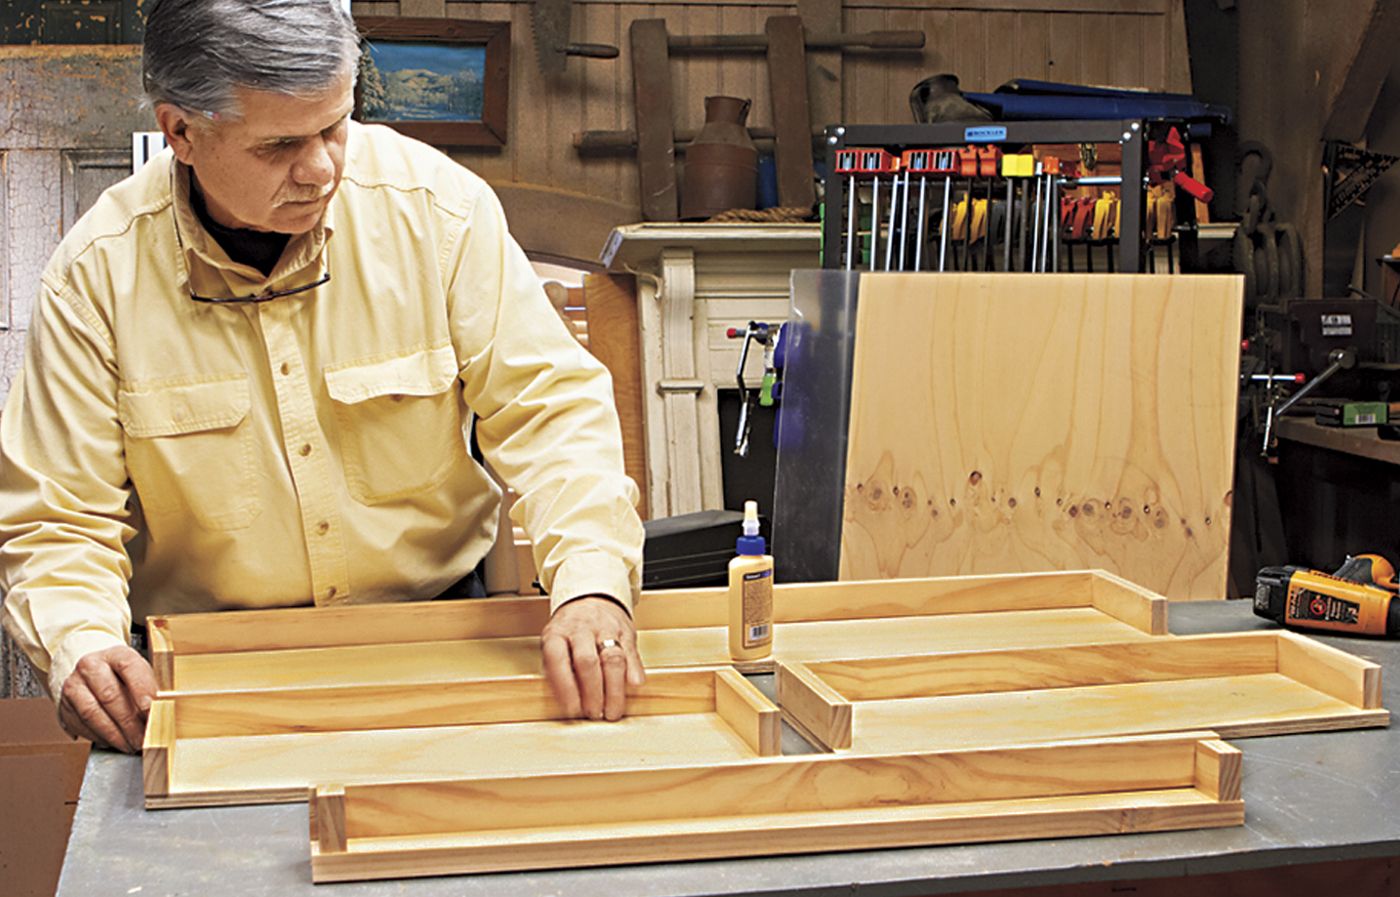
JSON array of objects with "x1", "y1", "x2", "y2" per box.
[{"x1": 355, "y1": 18, "x2": 509, "y2": 147}]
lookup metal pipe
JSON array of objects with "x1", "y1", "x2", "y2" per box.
[
  {"x1": 1003, "y1": 178, "x2": 1014, "y2": 273},
  {"x1": 884, "y1": 172, "x2": 900, "y2": 271},
  {"x1": 914, "y1": 175, "x2": 928, "y2": 271},
  {"x1": 938, "y1": 177, "x2": 951, "y2": 271},
  {"x1": 869, "y1": 177, "x2": 880, "y2": 272},
  {"x1": 845, "y1": 175, "x2": 856, "y2": 271},
  {"x1": 898, "y1": 171, "x2": 911, "y2": 271},
  {"x1": 1030, "y1": 174, "x2": 1043, "y2": 273}
]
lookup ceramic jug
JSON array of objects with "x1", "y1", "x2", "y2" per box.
[{"x1": 681, "y1": 96, "x2": 758, "y2": 219}]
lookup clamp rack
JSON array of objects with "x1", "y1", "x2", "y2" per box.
[{"x1": 823, "y1": 119, "x2": 1181, "y2": 275}]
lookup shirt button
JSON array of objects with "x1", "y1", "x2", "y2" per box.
[
  {"x1": 280, "y1": 362, "x2": 291, "y2": 375},
  {"x1": 299, "y1": 443, "x2": 312, "y2": 456},
  {"x1": 316, "y1": 521, "x2": 330, "y2": 535}
]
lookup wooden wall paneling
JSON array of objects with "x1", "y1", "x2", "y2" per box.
[
  {"x1": 308, "y1": 732, "x2": 1243, "y2": 882},
  {"x1": 1164, "y1": 0, "x2": 1191, "y2": 93},
  {"x1": 1140, "y1": 3, "x2": 1165, "y2": 91},
  {"x1": 1108, "y1": 12, "x2": 1146, "y2": 89},
  {"x1": 798, "y1": 0, "x2": 842, "y2": 132},
  {"x1": 6, "y1": 151, "x2": 62, "y2": 335},
  {"x1": 949, "y1": 11, "x2": 986, "y2": 94},
  {"x1": 1013, "y1": 12, "x2": 1053, "y2": 87},
  {"x1": 60, "y1": 149, "x2": 129, "y2": 234},
  {"x1": 143, "y1": 667, "x2": 775, "y2": 808},
  {"x1": 0, "y1": 150, "x2": 7, "y2": 334},
  {"x1": 837, "y1": 7, "x2": 874, "y2": 124},
  {"x1": 743, "y1": 6, "x2": 774, "y2": 136},
  {"x1": 779, "y1": 632, "x2": 1388, "y2": 753},
  {"x1": 838, "y1": 1, "x2": 1168, "y2": 10},
  {"x1": 150, "y1": 570, "x2": 1164, "y2": 692},
  {"x1": 672, "y1": 4, "x2": 717, "y2": 143},
  {"x1": 982, "y1": 11, "x2": 1020, "y2": 92},
  {"x1": 885, "y1": 5, "x2": 928, "y2": 118},
  {"x1": 510, "y1": 0, "x2": 551, "y2": 186},
  {"x1": 838, "y1": 273, "x2": 1245, "y2": 600},
  {"x1": 1079, "y1": 13, "x2": 1114, "y2": 88},
  {"x1": 1046, "y1": 12, "x2": 1084, "y2": 86},
  {"x1": 361, "y1": 2, "x2": 1189, "y2": 237},
  {"x1": 400, "y1": 0, "x2": 447, "y2": 15},
  {"x1": 578, "y1": 1, "x2": 626, "y2": 204}
]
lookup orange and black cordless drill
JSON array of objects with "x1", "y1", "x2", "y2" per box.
[{"x1": 1255, "y1": 554, "x2": 1400, "y2": 637}]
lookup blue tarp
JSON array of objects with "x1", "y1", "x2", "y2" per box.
[{"x1": 963, "y1": 79, "x2": 1231, "y2": 126}]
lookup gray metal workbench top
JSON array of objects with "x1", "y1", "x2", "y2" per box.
[{"x1": 57, "y1": 601, "x2": 1400, "y2": 897}]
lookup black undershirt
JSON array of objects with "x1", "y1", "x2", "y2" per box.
[{"x1": 190, "y1": 180, "x2": 290, "y2": 278}]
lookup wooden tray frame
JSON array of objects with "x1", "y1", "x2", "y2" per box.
[
  {"x1": 777, "y1": 631, "x2": 1388, "y2": 751},
  {"x1": 143, "y1": 667, "x2": 777, "y2": 809},
  {"x1": 148, "y1": 570, "x2": 1166, "y2": 691},
  {"x1": 307, "y1": 731, "x2": 1244, "y2": 882}
]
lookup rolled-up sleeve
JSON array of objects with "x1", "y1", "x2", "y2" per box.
[
  {"x1": 446, "y1": 186, "x2": 643, "y2": 614},
  {"x1": 0, "y1": 278, "x2": 135, "y2": 698}
]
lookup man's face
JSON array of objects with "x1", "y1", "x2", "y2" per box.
[{"x1": 164, "y1": 71, "x2": 355, "y2": 235}]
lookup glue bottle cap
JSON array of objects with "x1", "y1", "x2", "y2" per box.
[{"x1": 737, "y1": 500, "x2": 766, "y2": 555}]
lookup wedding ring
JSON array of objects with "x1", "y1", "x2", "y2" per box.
[{"x1": 598, "y1": 638, "x2": 620, "y2": 651}]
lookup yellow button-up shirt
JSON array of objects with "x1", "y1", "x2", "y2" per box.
[{"x1": 0, "y1": 122, "x2": 643, "y2": 697}]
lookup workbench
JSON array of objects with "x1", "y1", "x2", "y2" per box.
[
  {"x1": 57, "y1": 601, "x2": 1400, "y2": 896},
  {"x1": 1272, "y1": 417, "x2": 1400, "y2": 572}
]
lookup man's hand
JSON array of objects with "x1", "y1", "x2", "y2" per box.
[
  {"x1": 58, "y1": 645, "x2": 158, "y2": 753},
  {"x1": 540, "y1": 596, "x2": 645, "y2": 721}
]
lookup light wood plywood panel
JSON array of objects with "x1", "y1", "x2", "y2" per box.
[
  {"x1": 142, "y1": 667, "x2": 778, "y2": 808},
  {"x1": 150, "y1": 571, "x2": 1165, "y2": 692},
  {"x1": 778, "y1": 632, "x2": 1387, "y2": 752},
  {"x1": 308, "y1": 731, "x2": 1243, "y2": 881},
  {"x1": 839, "y1": 273, "x2": 1244, "y2": 600}
]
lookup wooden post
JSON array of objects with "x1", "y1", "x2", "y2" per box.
[
  {"x1": 765, "y1": 16, "x2": 816, "y2": 210},
  {"x1": 630, "y1": 20, "x2": 679, "y2": 221}
]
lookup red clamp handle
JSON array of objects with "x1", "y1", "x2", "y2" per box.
[{"x1": 1173, "y1": 171, "x2": 1215, "y2": 203}]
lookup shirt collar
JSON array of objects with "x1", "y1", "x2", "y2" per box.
[{"x1": 169, "y1": 159, "x2": 337, "y2": 299}]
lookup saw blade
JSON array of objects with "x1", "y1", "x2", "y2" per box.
[{"x1": 531, "y1": 0, "x2": 572, "y2": 75}]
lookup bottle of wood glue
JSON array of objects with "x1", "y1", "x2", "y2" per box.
[{"x1": 729, "y1": 500, "x2": 774, "y2": 661}]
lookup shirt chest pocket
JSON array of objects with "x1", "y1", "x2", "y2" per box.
[
  {"x1": 324, "y1": 343, "x2": 469, "y2": 505},
  {"x1": 117, "y1": 376, "x2": 258, "y2": 531}
]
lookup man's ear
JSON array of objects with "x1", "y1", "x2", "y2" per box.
[{"x1": 154, "y1": 103, "x2": 199, "y2": 165}]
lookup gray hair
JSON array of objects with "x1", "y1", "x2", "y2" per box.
[{"x1": 142, "y1": 0, "x2": 361, "y2": 119}]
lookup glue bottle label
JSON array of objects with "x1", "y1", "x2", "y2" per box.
[{"x1": 743, "y1": 569, "x2": 773, "y2": 648}]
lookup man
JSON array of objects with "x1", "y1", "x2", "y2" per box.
[{"x1": 0, "y1": 0, "x2": 645, "y2": 752}]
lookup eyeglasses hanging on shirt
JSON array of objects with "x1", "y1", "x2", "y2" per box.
[{"x1": 188, "y1": 260, "x2": 331, "y2": 304}]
